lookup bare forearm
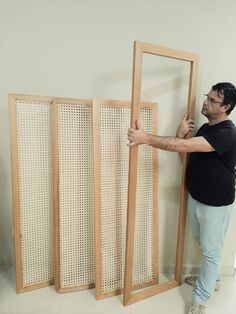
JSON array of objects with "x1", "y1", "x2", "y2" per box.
[
  {"x1": 144, "y1": 133, "x2": 188, "y2": 152},
  {"x1": 128, "y1": 120, "x2": 213, "y2": 153},
  {"x1": 175, "y1": 132, "x2": 185, "y2": 160}
]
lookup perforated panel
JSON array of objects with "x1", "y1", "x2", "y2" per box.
[
  {"x1": 94, "y1": 100, "x2": 157, "y2": 299},
  {"x1": 54, "y1": 100, "x2": 95, "y2": 292},
  {"x1": 10, "y1": 95, "x2": 54, "y2": 292}
]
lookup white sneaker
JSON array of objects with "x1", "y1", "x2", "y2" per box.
[
  {"x1": 184, "y1": 275, "x2": 220, "y2": 291},
  {"x1": 188, "y1": 303, "x2": 206, "y2": 314}
]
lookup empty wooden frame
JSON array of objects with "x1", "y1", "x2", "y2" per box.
[
  {"x1": 124, "y1": 41, "x2": 199, "y2": 305},
  {"x1": 93, "y1": 99, "x2": 158, "y2": 299},
  {"x1": 9, "y1": 94, "x2": 54, "y2": 293}
]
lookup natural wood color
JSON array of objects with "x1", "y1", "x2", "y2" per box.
[
  {"x1": 96, "y1": 279, "x2": 158, "y2": 300},
  {"x1": 51, "y1": 101, "x2": 60, "y2": 291},
  {"x1": 9, "y1": 93, "x2": 54, "y2": 293},
  {"x1": 124, "y1": 41, "x2": 199, "y2": 305},
  {"x1": 9, "y1": 94, "x2": 23, "y2": 293},
  {"x1": 93, "y1": 99, "x2": 158, "y2": 300},
  {"x1": 53, "y1": 97, "x2": 93, "y2": 105},
  {"x1": 125, "y1": 280, "x2": 179, "y2": 305},
  {"x1": 16, "y1": 279, "x2": 54, "y2": 294},
  {"x1": 124, "y1": 43, "x2": 143, "y2": 305},
  {"x1": 92, "y1": 99, "x2": 103, "y2": 299},
  {"x1": 151, "y1": 105, "x2": 158, "y2": 281},
  {"x1": 52, "y1": 97, "x2": 95, "y2": 293},
  {"x1": 56, "y1": 283, "x2": 94, "y2": 294},
  {"x1": 9, "y1": 93, "x2": 52, "y2": 103},
  {"x1": 93, "y1": 98, "x2": 156, "y2": 108},
  {"x1": 136, "y1": 41, "x2": 199, "y2": 62}
]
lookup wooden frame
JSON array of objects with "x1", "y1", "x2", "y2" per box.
[
  {"x1": 9, "y1": 94, "x2": 54, "y2": 293},
  {"x1": 124, "y1": 41, "x2": 199, "y2": 305},
  {"x1": 52, "y1": 97, "x2": 95, "y2": 293},
  {"x1": 93, "y1": 99, "x2": 158, "y2": 299}
]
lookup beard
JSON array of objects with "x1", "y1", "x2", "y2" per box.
[
  {"x1": 201, "y1": 107, "x2": 208, "y2": 117},
  {"x1": 201, "y1": 109, "x2": 212, "y2": 120}
]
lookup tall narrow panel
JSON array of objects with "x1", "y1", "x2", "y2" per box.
[
  {"x1": 9, "y1": 95, "x2": 54, "y2": 293},
  {"x1": 94, "y1": 100, "x2": 157, "y2": 299},
  {"x1": 124, "y1": 41, "x2": 199, "y2": 306},
  {"x1": 133, "y1": 106, "x2": 157, "y2": 287},
  {"x1": 53, "y1": 100, "x2": 95, "y2": 292}
]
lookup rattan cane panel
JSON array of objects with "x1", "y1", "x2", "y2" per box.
[
  {"x1": 15, "y1": 100, "x2": 53, "y2": 288},
  {"x1": 98, "y1": 104, "x2": 156, "y2": 296},
  {"x1": 133, "y1": 108, "x2": 155, "y2": 285},
  {"x1": 57, "y1": 104, "x2": 95, "y2": 290}
]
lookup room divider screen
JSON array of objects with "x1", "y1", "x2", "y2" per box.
[
  {"x1": 52, "y1": 98, "x2": 158, "y2": 294},
  {"x1": 10, "y1": 91, "x2": 164, "y2": 299},
  {"x1": 93, "y1": 99, "x2": 158, "y2": 299},
  {"x1": 52, "y1": 98, "x2": 95, "y2": 292},
  {"x1": 9, "y1": 94, "x2": 54, "y2": 293}
]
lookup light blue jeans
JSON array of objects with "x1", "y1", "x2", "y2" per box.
[{"x1": 187, "y1": 194, "x2": 233, "y2": 305}]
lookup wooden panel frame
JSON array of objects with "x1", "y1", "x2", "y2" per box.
[
  {"x1": 9, "y1": 94, "x2": 54, "y2": 293},
  {"x1": 52, "y1": 97, "x2": 95, "y2": 293},
  {"x1": 124, "y1": 41, "x2": 199, "y2": 305},
  {"x1": 93, "y1": 99, "x2": 158, "y2": 299}
]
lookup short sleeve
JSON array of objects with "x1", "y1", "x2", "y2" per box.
[{"x1": 203, "y1": 126, "x2": 236, "y2": 155}]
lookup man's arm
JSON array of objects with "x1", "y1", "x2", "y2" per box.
[
  {"x1": 176, "y1": 112, "x2": 195, "y2": 139},
  {"x1": 127, "y1": 120, "x2": 215, "y2": 153},
  {"x1": 175, "y1": 112, "x2": 195, "y2": 159}
]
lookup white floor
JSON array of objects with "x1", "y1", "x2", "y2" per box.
[{"x1": 1, "y1": 268, "x2": 236, "y2": 314}]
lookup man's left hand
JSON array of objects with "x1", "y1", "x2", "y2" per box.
[{"x1": 127, "y1": 120, "x2": 147, "y2": 147}]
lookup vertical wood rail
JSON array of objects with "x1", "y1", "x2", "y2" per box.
[
  {"x1": 124, "y1": 42, "x2": 143, "y2": 304},
  {"x1": 175, "y1": 59, "x2": 199, "y2": 283}
]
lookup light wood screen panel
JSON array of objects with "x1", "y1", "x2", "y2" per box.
[
  {"x1": 93, "y1": 99, "x2": 158, "y2": 299},
  {"x1": 52, "y1": 98, "x2": 95, "y2": 292},
  {"x1": 124, "y1": 41, "x2": 199, "y2": 305},
  {"x1": 9, "y1": 94, "x2": 54, "y2": 293}
]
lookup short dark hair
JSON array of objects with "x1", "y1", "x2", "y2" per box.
[{"x1": 212, "y1": 82, "x2": 236, "y2": 115}]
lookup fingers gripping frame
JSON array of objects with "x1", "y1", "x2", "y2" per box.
[{"x1": 124, "y1": 41, "x2": 199, "y2": 305}]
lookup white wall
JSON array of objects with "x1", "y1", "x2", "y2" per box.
[{"x1": 1, "y1": 0, "x2": 236, "y2": 275}]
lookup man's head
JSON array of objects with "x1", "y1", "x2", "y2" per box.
[
  {"x1": 212, "y1": 82, "x2": 236, "y2": 115},
  {"x1": 201, "y1": 82, "x2": 236, "y2": 121}
]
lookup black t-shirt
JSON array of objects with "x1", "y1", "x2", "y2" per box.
[{"x1": 186, "y1": 119, "x2": 236, "y2": 206}]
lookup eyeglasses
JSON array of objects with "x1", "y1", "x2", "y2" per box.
[{"x1": 204, "y1": 94, "x2": 224, "y2": 104}]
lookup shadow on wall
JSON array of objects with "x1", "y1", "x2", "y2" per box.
[
  {"x1": 0, "y1": 155, "x2": 14, "y2": 272},
  {"x1": 142, "y1": 76, "x2": 189, "y2": 101}
]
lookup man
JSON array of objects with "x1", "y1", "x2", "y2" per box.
[{"x1": 127, "y1": 82, "x2": 236, "y2": 314}]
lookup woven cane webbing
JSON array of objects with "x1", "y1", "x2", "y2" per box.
[
  {"x1": 95, "y1": 101, "x2": 157, "y2": 298},
  {"x1": 133, "y1": 107, "x2": 156, "y2": 286},
  {"x1": 55, "y1": 101, "x2": 95, "y2": 292},
  {"x1": 12, "y1": 97, "x2": 54, "y2": 292}
]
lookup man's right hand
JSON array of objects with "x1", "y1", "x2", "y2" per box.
[{"x1": 176, "y1": 112, "x2": 195, "y2": 138}]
